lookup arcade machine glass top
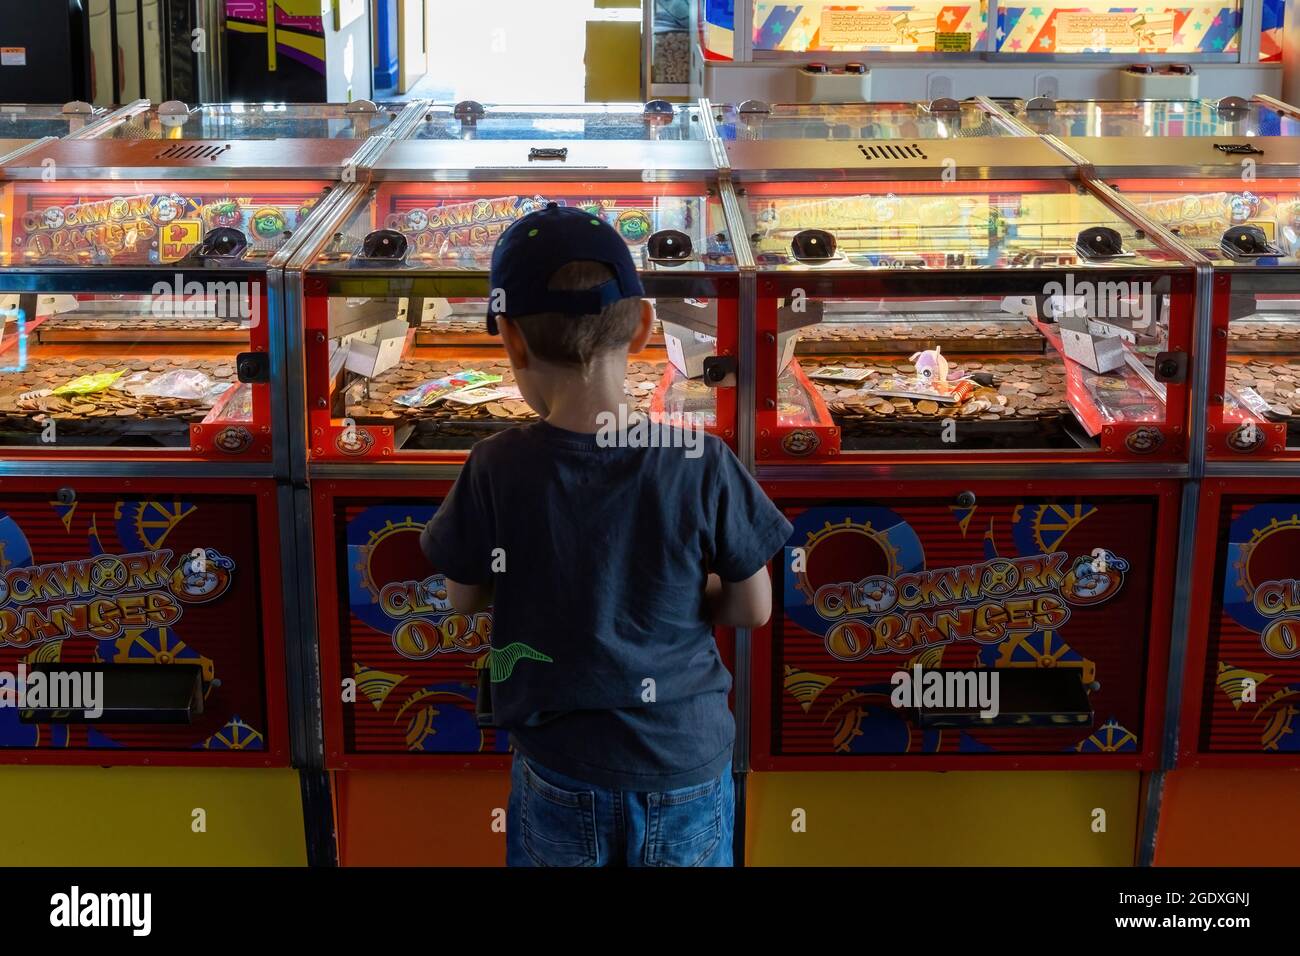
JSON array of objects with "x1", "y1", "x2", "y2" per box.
[
  {"x1": 0, "y1": 176, "x2": 332, "y2": 462},
  {"x1": 740, "y1": 178, "x2": 1196, "y2": 463},
  {"x1": 0, "y1": 102, "x2": 111, "y2": 159},
  {"x1": 714, "y1": 100, "x2": 1026, "y2": 141},
  {"x1": 404, "y1": 100, "x2": 708, "y2": 141},
  {"x1": 298, "y1": 181, "x2": 740, "y2": 462},
  {"x1": 377, "y1": 101, "x2": 720, "y2": 183},
  {"x1": 82, "y1": 100, "x2": 410, "y2": 141},
  {"x1": 1010, "y1": 96, "x2": 1300, "y2": 140}
]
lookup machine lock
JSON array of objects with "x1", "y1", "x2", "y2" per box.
[
  {"x1": 236, "y1": 352, "x2": 269, "y2": 383},
  {"x1": 702, "y1": 356, "x2": 737, "y2": 387},
  {"x1": 1154, "y1": 351, "x2": 1188, "y2": 383}
]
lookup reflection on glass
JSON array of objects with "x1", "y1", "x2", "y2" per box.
[{"x1": 1018, "y1": 100, "x2": 1300, "y2": 138}]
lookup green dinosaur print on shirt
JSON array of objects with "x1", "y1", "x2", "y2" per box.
[{"x1": 489, "y1": 643, "x2": 553, "y2": 682}]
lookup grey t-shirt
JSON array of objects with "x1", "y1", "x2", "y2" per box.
[{"x1": 421, "y1": 420, "x2": 792, "y2": 791}]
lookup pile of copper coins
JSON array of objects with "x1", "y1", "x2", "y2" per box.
[
  {"x1": 35, "y1": 317, "x2": 247, "y2": 340},
  {"x1": 1226, "y1": 360, "x2": 1300, "y2": 420},
  {"x1": 0, "y1": 358, "x2": 233, "y2": 433},
  {"x1": 798, "y1": 357, "x2": 1070, "y2": 431},
  {"x1": 795, "y1": 320, "x2": 1044, "y2": 355},
  {"x1": 344, "y1": 358, "x2": 671, "y2": 433}
]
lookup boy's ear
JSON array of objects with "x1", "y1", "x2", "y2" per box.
[
  {"x1": 629, "y1": 299, "x2": 655, "y2": 353},
  {"x1": 498, "y1": 316, "x2": 530, "y2": 369}
]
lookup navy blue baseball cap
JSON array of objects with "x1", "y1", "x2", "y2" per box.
[{"x1": 486, "y1": 202, "x2": 645, "y2": 334}]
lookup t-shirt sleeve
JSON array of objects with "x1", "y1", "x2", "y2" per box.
[
  {"x1": 710, "y1": 443, "x2": 794, "y2": 582},
  {"x1": 420, "y1": 452, "x2": 495, "y2": 585}
]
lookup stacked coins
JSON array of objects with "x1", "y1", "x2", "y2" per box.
[
  {"x1": 1226, "y1": 360, "x2": 1300, "y2": 421},
  {"x1": 795, "y1": 320, "x2": 1043, "y2": 355}
]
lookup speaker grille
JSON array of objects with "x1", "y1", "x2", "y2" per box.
[
  {"x1": 155, "y1": 143, "x2": 231, "y2": 160},
  {"x1": 856, "y1": 143, "x2": 928, "y2": 161}
]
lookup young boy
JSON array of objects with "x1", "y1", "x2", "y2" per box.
[{"x1": 421, "y1": 203, "x2": 792, "y2": 867}]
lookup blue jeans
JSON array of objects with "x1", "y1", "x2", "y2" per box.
[{"x1": 506, "y1": 754, "x2": 735, "y2": 867}]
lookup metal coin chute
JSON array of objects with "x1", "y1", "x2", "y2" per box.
[
  {"x1": 647, "y1": 229, "x2": 693, "y2": 262},
  {"x1": 361, "y1": 229, "x2": 409, "y2": 262},
  {"x1": 187, "y1": 227, "x2": 248, "y2": 263},
  {"x1": 791, "y1": 229, "x2": 837, "y2": 262},
  {"x1": 1221, "y1": 224, "x2": 1280, "y2": 259},
  {"x1": 1075, "y1": 226, "x2": 1126, "y2": 260}
]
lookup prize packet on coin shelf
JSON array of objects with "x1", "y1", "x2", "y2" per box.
[
  {"x1": 395, "y1": 370, "x2": 502, "y2": 408},
  {"x1": 807, "y1": 366, "x2": 875, "y2": 383},
  {"x1": 442, "y1": 387, "x2": 515, "y2": 406},
  {"x1": 51, "y1": 370, "x2": 126, "y2": 396},
  {"x1": 867, "y1": 377, "x2": 975, "y2": 405}
]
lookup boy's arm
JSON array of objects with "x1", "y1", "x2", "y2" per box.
[
  {"x1": 445, "y1": 578, "x2": 494, "y2": 614},
  {"x1": 706, "y1": 444, "x2": 793, "y2": 630},
  {"x1": 705, "y1": 569, "x2": 772, "y2": 629},
  {"x1": 420, "y1": 453, "x2": 496, "y2": 611}
]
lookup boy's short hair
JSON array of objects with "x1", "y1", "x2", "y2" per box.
[{"x1": 509, "y1": 260, "x2": 643, "y2": 366}]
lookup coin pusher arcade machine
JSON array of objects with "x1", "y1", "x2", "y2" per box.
[
  {"x1": 287, "y1": 101, "x2": 751, "y2": 865},
  {"x1": 0, "y1": 99, "x2": 417, "y2": 865},
  {"x1": 1001, "y1": 93, "x2": 1300, "y2": 864},
  {"x1": 716, "y1": 99, "x2": 1201, "y2": 865}
]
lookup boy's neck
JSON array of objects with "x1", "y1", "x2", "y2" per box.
[{"x1": 539, "y1": 353, "x2": 630, "y2": 435}]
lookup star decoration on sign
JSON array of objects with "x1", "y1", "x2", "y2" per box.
[
  {"x1": 1030, "y1": 6, "x2": 1044, "y2": 16},
  {"x1": 1010, "y1": 37, "x2": 1023, "y2": 50},
  {"x1": 1040, "y1": 36, "x2": 1052, "y2": 48}
]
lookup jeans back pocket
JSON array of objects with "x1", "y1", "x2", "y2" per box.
[
  {"x1": 518, "y1": 759, "x2": 599, "y2": 867},
  {"x1": 645, "y1": 774, "x2": 729, "y2": 867}
]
